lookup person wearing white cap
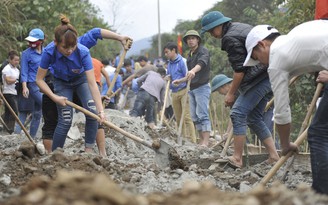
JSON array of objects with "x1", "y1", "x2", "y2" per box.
[
  {"x1": 243, "y1": 20, "x2": 328, "y2": 194},
  {"x1": 19, "y1": 28, "x2": 45, "y2": 139},
  {"x1": 201, "y1": 11, "x2": 280, "y2": 168}
]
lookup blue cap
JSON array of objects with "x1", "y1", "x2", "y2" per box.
[
  {"x1": 201, "y1": 11, "x2": 231, "y2": 35},
  {"x1": 25, "y1": 28, "x2": 44, "y2": 42},
  {"x1": 211, "y1": 74, "x2": 232, "y2": 93}
]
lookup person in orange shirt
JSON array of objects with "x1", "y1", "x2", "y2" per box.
[{"x1": 92, "y1": 57, "x2": 111, "y2": 157}]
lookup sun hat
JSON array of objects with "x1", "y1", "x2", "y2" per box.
[
  {"x1": 243, "y1": 25, "x2": 279, "y2": 67},
  {"x1": 25, "y1": 28, "x2": 45, "y2": 42},
  {"x1": 201, "y1": 11, "x2": 231, "y2": 35},
  {"x1": 211, "y1": 74, "x2": 232, "y2": 93},
  {"x1": 183, "y1": 30, "x2": 201, "y2": 44}
]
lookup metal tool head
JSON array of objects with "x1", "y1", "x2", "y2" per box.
[{"x1": 154, "y1": 139, "x2": 172, "y2": 169}]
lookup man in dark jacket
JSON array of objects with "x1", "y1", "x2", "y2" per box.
[
  {"x1": 174, "y1": 30, "x2": 211, "y2": 147},
  {"x1": 201, "y1": 11, "x2": 279, "y2": 168}
]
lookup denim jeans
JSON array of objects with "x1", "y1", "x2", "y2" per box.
[
  {"x1": 27, "y1": 82, "x2": 42, "y2": 136},
  {"x1": 130, "y1": 89, "x2": 156, "y2": 123},
  {"x1": 15, "y1": 111, "x2": 41, "y2": 138},
  {"x1": 308, "y1": 84, "x2": 328, "y2": 194},
  {"x1": 52, "y1": 73, "x2": 98, "y2": 150},
  {"x1": 231, "y1": 78, "x2": 272, "y2": 140},
  {"x1": 188, "y1": 83, "x2": 211, "y2": 132}
]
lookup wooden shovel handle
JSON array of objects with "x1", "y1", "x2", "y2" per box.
[
  {"x1": 261, "y1": 82, "x2": 323, "y2": 185},
  {"x1": 260, "y1": 128, "x2": 308, "y2": 185},
  {"x1": 0, "y1": 91, "x2": 36, "y2": 146},
  {"x1": 160, "y1": 79, "x2": 171, "y2": 125},
  {"x1": 66, "y1": 100, "x2": 154, "y2": 149},
  {"x1": 106, "y1": 39, "x2": 132, "y2": 97}
]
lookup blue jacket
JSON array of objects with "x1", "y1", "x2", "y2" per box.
[{"x1": 166, "y1": 54, "x2": 187, "y2": 93}]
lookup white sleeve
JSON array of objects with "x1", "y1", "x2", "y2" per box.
[{"x1": 268, "y1": 68, "x2": 292, "y2": 125}]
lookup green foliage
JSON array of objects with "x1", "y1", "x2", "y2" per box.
[{"x1": 0, "y1": 0, "x2": 121, "y2": 61}]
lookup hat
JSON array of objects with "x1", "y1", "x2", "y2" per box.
[
  {"x1": 183, "y1": 30, "x2": 201, "y2": 44},
  {"x1": 243, "y1": 25, "x2": 279, "y2": 67},
  {"x1": 201, "y1": 11, "x2": 231, "y2": 35},
  {"x1": 25, "y1": 28, "x2": 45, "y2": 42},
  {"x1": 211, "y1": 74, "x2": 232, "y2": 93}
]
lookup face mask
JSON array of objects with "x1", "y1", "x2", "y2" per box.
[{"x1": 28, "y1": 40, "x2": 42, "y2": 48}]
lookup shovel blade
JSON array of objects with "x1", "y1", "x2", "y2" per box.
[{"x1": 154, "y1": 139, "x2": 172, "y2": 169}]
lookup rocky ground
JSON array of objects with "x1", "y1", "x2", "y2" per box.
[{"x1": 0, "y1": 109, "x2": 328, "y2": 205}]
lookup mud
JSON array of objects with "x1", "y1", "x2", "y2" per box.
[{"x1": 0, "y1": 109, "x2": 327, "y2": 205}]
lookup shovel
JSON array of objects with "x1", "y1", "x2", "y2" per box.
[
  {"x1": 159, "y1": 79, "x2": 171, "y2": 126},
  {"x1": 103, "y1": 39, "x2": 132, "y2": 105},
  {"x1": 260, "y1": 83, "x2": 323, "y2": 185},
  {"x1": 0, "y1": 115, "x2": 10, "y2": 133},
  {"x1": 0, "y1": 91, "x2": 45, "y2": 155},
  {"x1": 65, "y1": 100, "x2": 174, "y2": 169}
]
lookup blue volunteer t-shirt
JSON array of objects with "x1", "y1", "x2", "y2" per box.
[{"x1": 40, "y1": 42, "x2": 93, "y2": 81}]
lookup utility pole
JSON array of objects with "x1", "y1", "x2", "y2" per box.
[{"x1": 157, "y1": 0, "x2": 162, "y2": 58}]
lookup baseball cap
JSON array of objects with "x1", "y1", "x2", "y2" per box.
[
  {"x1": 25, "y1": 28, "x2": 45, "y2": 42},
  {"x1": 243, "y1": 25, "x2": 279, "y2": 67}
]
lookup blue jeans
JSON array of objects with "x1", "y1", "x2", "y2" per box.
[
  {"x1": 231, "y1": 78, "x2": 272, "y2": 140},
  {"x1": 52, "y1": 73, "x2": 98, "y2": 150},
  {"x1": 15, "y1": 111, "x2": 41, "y2": 138},
  {"x1": 308, "y1": 84, "x2": 328, "y2": 194},
  {"x1": 129, "y1": 89, "x2": 155, "y2": 123},
  {"x1": 27, "y1": 82, "x2": 42, "y2": 136},
  {"x1": 189, "y1": 83, "x2": 211, "y2": 132}
]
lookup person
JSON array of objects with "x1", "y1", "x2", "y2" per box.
[
  {"x1": 1, "y1": 50, "x2": 20, "y2": 133},
  {"x1": 40, "y1": 23, "x2": 132, "y2": 154},
  {"x1": 92, "y1": 57, "x2": 111, "y2": 156},
  {"x1": 243, "y1": 20, "x2": 328, "y2": 194},
  {"x1": 20, "y1": 28, "x2": 45, "y2": 138},
  {"x1": 36, "y1": 15, "x2": 105, "y2": 152},
  {"x1": 211, "y1": 74, "x2": 279, "y2": 148},
  {"x1": 101, "y1": 69, "x2": 123, "y2": 109},
  {"x1": 201, "y1": 11, "x2": 279, "y2": 167},
  {"x1": 129, "y1": 68, "x2": 166, "y2": 129},
  {"x1": 163, "y1": 42, "x2": 196, "y2": 143},
  {"x1": 136, "y1": 56, "x2": 149, "y2": 68},
  {"x1": 178, "y1": 30, "x2": 211, "y2": 147},
  {"x1": 117, "y1": 59, "x2": 136, "y2": 110}
]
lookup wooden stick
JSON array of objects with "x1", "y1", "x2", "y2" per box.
[
  {"x1": 160, "y1": 80, "x2": 170, "y2": 125},
  {"x1": 260, "y1": 83, "x2": 323, "y2": 185},
  {"x1": 298, "y1": 83, "x2": 323, "y2": 135},
  {"x1": 220, "y1": 121, "x2": 233, "y2": 158},
  {"x1": 177, "y1": 80, "x2": 191, "y2": 145},
  {"x1": 103, "y1": 40, "x2": 132, "y2": 107},
  {"x1": 0, "y1": 91, "x2": 36, "y2": 146},
  {"x1": 260, "y1": 128, "x2": 308, "y2": 185},
  {"x1": 0, "y1": 115, "x2": 10, "y2": 133}
]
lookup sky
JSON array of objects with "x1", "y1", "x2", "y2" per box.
[{"x1": 90, "y1": 0, "x2": 218, "y2": 41}]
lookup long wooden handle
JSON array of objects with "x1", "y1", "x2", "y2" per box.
[
  {"x1": 0, "y1": 91, "x2": 36, "y2": 145},
  {"x1": 160, "y1": 80, "x2": 171, "y2": 125},
  {"x1": 65, "y1": 100, "x2": 153, "y2": 149},
  {"x1": 106, "y1": 39, "x2": 132, "y2": 97},
  {"x1": 260, "y1": 128, "x2": 308, "y2": 185},
  {"x1": 298, "y1": 83, "x2": 323, "y2": 135},
  {"x1": 261, "y1": 82, "x2": 323, "y2": 185}
]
